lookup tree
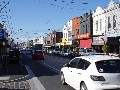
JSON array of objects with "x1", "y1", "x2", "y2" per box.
[{"x1": 102, "y1": 45, "x2": 109, "y2": 53}]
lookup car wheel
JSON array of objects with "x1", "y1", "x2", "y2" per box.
[
  {"x1": 80, "y1": 82, "x2": 88, "y2": 90},
  {"x1": 61, "y1": 73, "x2": 66, "y2": 85}
]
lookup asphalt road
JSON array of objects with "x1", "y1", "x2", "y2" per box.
[{"x1": 23, "y1": 54, "x2": 75, "y2": 90}]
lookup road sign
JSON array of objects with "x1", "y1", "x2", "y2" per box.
[{"x1": 0, "y1": 29, "x2": 4, "y2": 39}]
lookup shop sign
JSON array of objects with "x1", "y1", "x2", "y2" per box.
[
  {"x1": 78, "y1": 33, "x2": 89, "y2": 39},
  {"x1": 60, "y1": 41, "x2": 72, "y2": 45},
  {"x1": 62, "y1": 38, "x2": 68, "y2": 42},
  {"x1": 0, "y1": 29, "x2": 4, "y2": 39}
]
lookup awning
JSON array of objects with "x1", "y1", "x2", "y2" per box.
[
  {"x1": 92, "y1": 37, "x2": 104, "y2": 45},
  {"x1": 80, "y1": 39, "x2": 92, "y2": 48}
]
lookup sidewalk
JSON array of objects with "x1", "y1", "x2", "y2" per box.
[{"x1": 0, "y1": 58, "x2": 31, "y2": 90}]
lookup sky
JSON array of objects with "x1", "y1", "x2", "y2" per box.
[{"x1": 0, "y1": 0, "x2": 112, "y2": 43}]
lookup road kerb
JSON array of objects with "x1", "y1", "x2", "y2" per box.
[{"x1": 25, "y1": 65, "x2": 46, "y2": 90}]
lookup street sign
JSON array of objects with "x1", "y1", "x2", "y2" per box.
[{"x1": 0, "y1": 29, "x2": 4, "y2": 39}]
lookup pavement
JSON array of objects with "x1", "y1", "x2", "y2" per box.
[
  {"x1": 0, "y1": 63, "x2": 31, "y2": 90},
  {"x1": 0, "y1": 53, "x2": 48, "y2": 90},
  {"x1": 0, "y1": 55, "x2": 31, "y2": 90}
]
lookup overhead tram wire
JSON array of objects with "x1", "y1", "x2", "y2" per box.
[
  {"x1": 37, "y1": 0, "x2": 88, "y2": 25},
  {"x1": 0, "y1": 0, "x2": 13, "y2": 33},
  {"x1": 0, "y1": 0, "x2": 12, "y2": 13}
]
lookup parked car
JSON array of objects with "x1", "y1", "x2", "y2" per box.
[
  {"x1": 32, "y1": 50, "x2": 44, "y2": 60},
  {"x1": 79, "y1": 48, "x2": 96, "y2": 56},
  {"x1": 25, "y1": 50, "x2": 33, "y2": 55},
  {"x1": 9, "y1": 49, "x2": 21, "y2": 64},
  {"x1": 52, "y1": 48, "x2": 60, "y2": 55},
  {"x1": 60, "y1": 55, "x2": 120, "y2": 90},
  {"x1": 61, "y1": 50, "x2": 69, "y2": 56}
]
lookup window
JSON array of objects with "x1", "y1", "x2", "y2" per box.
[
  {"x1": 113, "y1": 15, "x2": 116, "y2": 28},
  {"x1": 77, "y1": 59, "x2": 90, "y2": 70},
  {"x1": 69, "y1": 58, "x2": 79, "y2": 68},
  {"x1": 95, "y1": 60, "x2": 120, "y2": 73},
  {"x1": 66, "y1": 33, "x2": 67, "y2": 38},
  {"x1": 64, "y1": 33, "x2": 65, "y2": 38},
  {"x1": 96, "y1": 21, "x2": 98, "y2": 31},
  {"x1": 108, "y1": 16, "x2": 111, "y2": 30},
  {"x1": 86, "y1": 25, "x2": 87, "y2": 33},
  {"x1": 100, "y1": 19, "x2": 102, "y2": 31}
]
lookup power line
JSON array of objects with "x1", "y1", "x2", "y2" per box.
[{"x1": 0, "y1": 0, "x2": 12, "y2": 13}]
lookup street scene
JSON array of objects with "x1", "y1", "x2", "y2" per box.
[{"x1": 0, "y1": 0, "x2": 120, "y2": 90}]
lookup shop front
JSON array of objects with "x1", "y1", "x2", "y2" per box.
[
  {"x1": 92, "y1": 36, "x2": 105, "y2": 52},
  {"x1": 80, "y1": 39, "x2": 92, "y2": 48},
  {"x1": 78, "y1": 33, "x2": 92, "y2": 49},
  {"x1": 106, "y1": 36, "x2": 120, "y2": 54}
]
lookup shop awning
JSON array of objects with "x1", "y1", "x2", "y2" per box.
[{"x1": 80, "y1": 39, "x2": 92, "y2": 48}]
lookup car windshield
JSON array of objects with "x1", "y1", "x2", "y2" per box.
[
  {"x1": 26, "y1": 50, "x2": 32, "y2": 53},
  {"x1": 95, "y1": 60, "x2": 120, "y2": 73},
  {"x1": 87, "y1": 49, "x2": 95, "y2": 52},
  {"x1": 79, "y1": 49, "x2": 86, "y2": 52},
  {"x1": 55, "y1": 49, "x2": 60, "y2": 51}
]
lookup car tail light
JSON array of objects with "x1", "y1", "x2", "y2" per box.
[{"x1": 90, "y1": 75, "x2": 105, "y2": 81}]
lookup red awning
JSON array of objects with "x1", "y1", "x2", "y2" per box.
[{"x1": 80, "y1": 39, "x2": 92, "y2": 48}]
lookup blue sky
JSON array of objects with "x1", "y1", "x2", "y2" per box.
[{"x1": 0, "y1": 0, "x2": 111, "y2": 43}]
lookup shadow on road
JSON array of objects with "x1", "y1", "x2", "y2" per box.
[{"x1": 23, "y1": 54, "x2": 59, "y2": 77}]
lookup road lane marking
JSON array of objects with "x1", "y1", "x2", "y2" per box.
[
  {"x1": 25, "y1": 65, "x2": 46, "y2": 90},
  {"x1": 37, "y1": 61, "x2": 60, "y2": 74}
]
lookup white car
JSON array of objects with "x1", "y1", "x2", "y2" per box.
[
  {"x1": 79, "y1": 48, "x2": 96, "y2": 56},
  {"x1": 60, "y1": 55, "x2": 120, "y2": 90},
  {"x1": 52, "y1": 49, "x2": 60, "y2": 55},
  {"x1": 61, "y1": 50, "x2": 69, "y2": 56}
]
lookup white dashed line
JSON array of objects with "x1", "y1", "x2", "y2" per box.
[{"x1": 37, "y1": 61, "x2": 60, "y2": 74}]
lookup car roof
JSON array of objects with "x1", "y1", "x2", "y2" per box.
[{"x1": 75, "y1": 55, "x2": 120, "y2": 63}]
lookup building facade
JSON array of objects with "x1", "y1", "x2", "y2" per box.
[
  {"x1": 92, "y1": 0, "x2": 120, "y2": 53},
  {"x1": 105, "y1": 0, "x2": 120, "y2": 53},
  {"x1": 61, "y1": 20, "x2": 72, "y2": 46},
  {"x1": 92, "y1": 6, "x2": 106, "y2": 52},
  {"x1": 72, "y1": 17, "x2": 80, "y2": 47},
  {"x1": 79, "y1": 13, "x2": 93, "y2": 48},
  {"x1": 0, "y1": 23, "x2": 9, "y2": 54}
]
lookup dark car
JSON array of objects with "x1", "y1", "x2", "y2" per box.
[
  {"x1": 32, "y1": 50, "x2": 44, "y2": 60},
  {"x1": 9, "y1": 50, "x2": 21, "y2": 64},
  {"x1": 25, "y1": 50, "x2": 33, "y2": 55}
]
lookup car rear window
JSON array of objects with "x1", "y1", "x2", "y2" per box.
[
  {"x1": 95, "y1": 60, "x2": 120, "y2": 73},
  {"x1": 9, "y1": 51, "x2": 16, "y2": 55},
  {"x1": 35, "y1": 51, "x2": 43, "y2": 54}
]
